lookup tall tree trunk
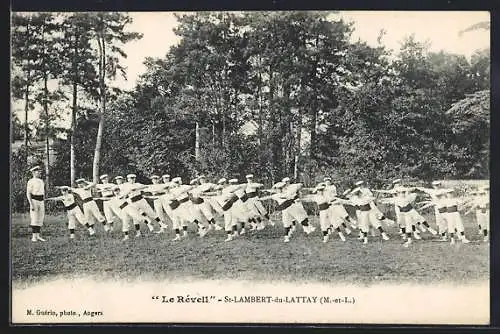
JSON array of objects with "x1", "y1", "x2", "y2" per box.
[
  {"x1": 92, "y1": 31, "x2": 105, "y2": 184},
  {"x1": 43, "y1": 74, "x2": 50, "y2": 187},
  {"x1": 23, "y1": 19, "x2": 31, "y2": 151},
  {"x1": 211, "y1": 120, "x2": 215, "y2": 146},
  {"x1": 294, "y1": 110, "x2": 303, "y2": 180},
  {"x1": 195, "y1": 120, "x2": 200, "y2": 161},
  {"x1": 70, "y1": 80, "x2": 77, "y2": 186},
  {"x1": 310, "y1": 101, "x2": 318, "y2": 160},
  {"x1": 70, "y1": 33, "x2": 79, "y2": 186},
  {"x1": 23, "y1": 70, "x2": 30, "y2": 149}
]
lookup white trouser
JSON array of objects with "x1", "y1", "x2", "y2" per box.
[
  {"x1": 319, "y1": 209, "x2": 331, "y2": 231},
  {"x1": 30, "y1": 199, "x2": 45, "y2": 227},
  {"x1": 153, "y1": 199, "x2": 170, "y2": 225},
  {"x1": 120, "y1": 204, "x2": 145, "y2": 232},
  {"x1": 197, "y1": 201, "x2": 215, "y2": 221},
  {"x1": 476, "y1": 209, "x2": 489, "y2": 231},
  {"x1": 357, "y1": 209, "x2": 381, "y2": 233},
  {"x1": 129, "y1": 198, "x2": 156, "y2": 221},
  {"x1": 67, "y1": 207, "x2": 86, "y2": 229},
  {"x1": 103, "y1": 200, "x2": 120, "y2": 224},
  {"x1": 445, "y1": 212, "x2": 464, "y2": 233},
  {"x1": 282, "y1": 202, "x2": 308, "y2": 228},
  {"x1": 83, "y1": 201, "x2": 105, "y2": 224}
]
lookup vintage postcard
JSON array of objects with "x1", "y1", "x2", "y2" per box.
[{"x1": 10, "y1": 10, "x2": 490, "y2": 325}]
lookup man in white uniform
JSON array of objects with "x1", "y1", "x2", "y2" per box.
[
  {"x1": 142, "y1": 175, "x2": 171, "y2": 233},
  {"x1": 281, "y1": 177, "x2": 316, "y2": 235},
  {"x1": 190, "y1": 175, "x2": 220, "y2": 231},
  {"x1": 71, "y1": 178, "x2": 108, "y2": 232},
  {"x1": 26, "y1": 166, "x2": 46, "y2": 242},
  {"x1": 120, "y1": 174, "x2": 160, "y2": 234},
  {"x1": 210, "y1": 181, "x2": 239, "y2": 241},
  {"x1": 245, "y1": 174, "x2": 270, "y2": 230},
  {"x1": 338, "y1": 187, "x2": 390, "y2": 244},
  {"x1": 97, "y1": 186, "x2": 146, "y2": 240},
  {"x1": 95, "y1": 174, "x2": 118, "y2": 232},
  {"x1": 45, "y1": 186, "x2": 96, "y2": 239}
]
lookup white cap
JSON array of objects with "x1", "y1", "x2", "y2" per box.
[
  {"x1": 198, "y1": 174, "x2": 206, "y2": 179},
  {"x1": 172, "y1": 177, "x2": 182, "y2": 184},
  {"x1": 282, "y1": 177, "x2": 290, "y2": 183},
  {"x1": 246, "y1": 174, "x2": 254, "y2": 179},
  {"x1": 392, "y1": 178, "x2": 402, "y2": 184},
  {"x1": 323, "y1": 177, "x2": 332, "y2": 182},
  {"x1": 431, "y1": 181, "x2": 441, "y2": 186},
  {"x1": 127, "y1": 174, "x2": 136, "y2": 179},
  {"x1": 99, "y1": 174, "x2": 109, "y2": 180},
  {"x1": 59, "y1": 186, "x2": 70, "y2": 191},
  {"x1": 228, "y1": 178, "x2": 239, "y2": 184},
  {"x1": 189, "y1": 179, "x2": 199, "y2": 185},
  {"x1": 75, "y1": 178, "x2": 86, "y2": 183},
  {"x1": 273, "y1": 181, "x2": 286, "y2": 189},
  {"x1": 217, "y1": 178, "x2": 227, "y2": 185},
  {"x1": 29, "y1": 166, "x2": 41, "y2": 172},
  {"x1": 162, "y1": 174, "x2": 170, "y2": 179},
  {"x1": 114, "y1": 176, "x2": 123, "y2": 180},
  {"x1": 354, "y1": 180, "x2": 364, "y2": 186},
  {"x1": 150, "y1": 175, "x2": 160, "y2": 180}
]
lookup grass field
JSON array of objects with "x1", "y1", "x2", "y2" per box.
[{"x1": 11, "y1": 211, "x2": 489, "y2": 287}]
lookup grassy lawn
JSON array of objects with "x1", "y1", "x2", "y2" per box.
[{"x1": 11, "y1": 211, "x2": 489, "y2": 286}]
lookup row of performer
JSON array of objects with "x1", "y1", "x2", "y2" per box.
[{"x1": 25, "y1": 166, "x2": 489, "y2": 246}]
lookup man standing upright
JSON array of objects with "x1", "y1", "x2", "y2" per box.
[{"x1": 26, "y1": 166, "x2": 46, "y2": 242}]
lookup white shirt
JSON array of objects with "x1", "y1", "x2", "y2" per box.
[
  {"x1": 393, "y1": 193, "x2": 417, "y2": 210},
  {"x1": 120, "y1": 182, "x2": 145, "y2": 198},
  {"x1": 170, "y1": 185, "x2": 191, "y2": 200},
  {"x1": 144, "y1": 183, "x2": 169, "y2": 195},
  {"x1": 246, "y1": 182, "x2": 264, "y2": 194},
  {"x1": 53, "y1": 193, "x2": 77, "y2": 208},
  {"x1": 324, "y1": 185, "x2": 337, "y2": 202},
  {"x1": 95, "y1": 183, "x2": 115, "y2": 197},
  {"x1": 72, "y1": 187, "x2": 93, "y2": 201},
  {"x1": 27, "y1": 177, "x2": 45, "y2": 196},
  {"x1": 191, "y1": 183, "x2": 216, "y2": 198}
]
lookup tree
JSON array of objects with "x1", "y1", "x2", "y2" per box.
[
  {"x1": 59, "y1": 13, "x2": 100, "y2": 186},
  {"x1": 87, "y1": 12, "x2": 142, "y2": 183}
]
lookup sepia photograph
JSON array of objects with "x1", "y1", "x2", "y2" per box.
[{"x1": 10, "y1": 10, "x2": 490, "y2": 325}]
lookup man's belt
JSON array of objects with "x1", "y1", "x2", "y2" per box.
[
  {"x1": 438, "y1": 207, "x2": 447, "y2": 213},
  {"x1": 179, "y1": 197, "x2": 190, "y2": 204},
  {"x1": 399, "y1": 204, "x2": 413, "y2": 213},
  {"x1": 82, "y1": 197, "x2": 94, "y2": 204},
  {"x1": 276, "y1": 199, "x2": 294, "y2": 211},
  {"x1": 221, "y1": 200, "x2": 233, "y2": 211},
  {"x1": 318, "y1": 202, "x2": 330, "y2": 211},
  {"x1": 130, "y1": 194, "x2": 143, "y2": 202},
  {"x1": 239, "y1": 193, "x2": 249, "y2": 203},
  {"x1": 31, "y1": 194, "x2": 44, "y2": 201},
  {"x1": 155, "y1": 192, "x2": 166, "y2": 196},
  {"x1": 104, "y1": 194, "x2": 114, "y2": 198},
  {"x1": 65, "y1": 202, "x2": 78, "y2": 211},
  {"x1": 169, "y1": 199, "x2": 180, "y2": 210},
  {"x1": 246, "y1": 192, "x2": 257, "y2": 198},
  {"x1": 119, "y1": 202, "x2": 129, "y2": 209},
  {"x1": 446, "y1": 205, "x2": 458, "y2": 213},
  {"x1": 358, "y1": 204, "x2": 371, "y2": 212},
  {"x1": 191, "y1": 197, "x2": 204, "y2": 205}
]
